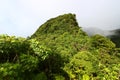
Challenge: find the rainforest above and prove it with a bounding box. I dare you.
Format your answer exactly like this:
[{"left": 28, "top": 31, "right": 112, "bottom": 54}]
[{"left": 0, "top": 13, "right": 120, "bottom": 80}]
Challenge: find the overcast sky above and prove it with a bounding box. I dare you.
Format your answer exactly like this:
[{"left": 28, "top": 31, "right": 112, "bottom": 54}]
[{"left": 0, "top": 0, "right": 120, "bottom": 37}]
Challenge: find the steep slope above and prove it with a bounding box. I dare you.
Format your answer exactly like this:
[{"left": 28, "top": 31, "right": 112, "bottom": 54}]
[
  {"left": 31, "top": 13, "right": 88, "bottom": 56},
  {"left": 30, "top": 14, "right": 93, "bottom": 79},
  {"left": 0, "top": 14, "right": 120, "bottom": 80},
  {"left": 31, "top": 13, "right": 83, "bottom": 36},
  {"left": 30, "top": 13, "right": 120, "bottom": 79}
]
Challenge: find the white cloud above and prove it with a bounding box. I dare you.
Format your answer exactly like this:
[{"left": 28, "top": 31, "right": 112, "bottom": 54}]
[{"left": 0, "top": 0, "right": 120, "bottom": 37}]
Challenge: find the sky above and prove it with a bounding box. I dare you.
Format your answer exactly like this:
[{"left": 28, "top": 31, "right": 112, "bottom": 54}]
[{"left": 0, "top": 0, "right": 120, "bottom": 37}]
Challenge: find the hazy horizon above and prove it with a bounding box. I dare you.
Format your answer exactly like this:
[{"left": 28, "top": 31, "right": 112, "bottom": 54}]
[{"left": 0, "top": 0, "right": 120, "bottom": 37}]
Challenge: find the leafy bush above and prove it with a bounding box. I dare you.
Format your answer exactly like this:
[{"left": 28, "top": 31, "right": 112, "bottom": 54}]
[{"left": 64, "top": 51, "right": 98, "bottom": 79}]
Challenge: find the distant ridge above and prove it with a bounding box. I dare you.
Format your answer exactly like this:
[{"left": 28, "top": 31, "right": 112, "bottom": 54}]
[{"left": 108, "top": 29, "right": 120, "bottom": 47}]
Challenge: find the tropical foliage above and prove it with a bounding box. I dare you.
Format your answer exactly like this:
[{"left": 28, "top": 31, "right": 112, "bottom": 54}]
[{"left": 0, "top": 14, "right": 120, "bottom": 80}]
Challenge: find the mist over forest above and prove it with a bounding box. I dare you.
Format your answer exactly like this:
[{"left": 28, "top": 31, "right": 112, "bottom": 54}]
[{"left": 0, "top": 14, "right": 120, "bottom": 80}]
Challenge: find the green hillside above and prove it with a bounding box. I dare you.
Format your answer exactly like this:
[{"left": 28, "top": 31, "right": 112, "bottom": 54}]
[{"left": 0, "top": 13, "right": 120, "bottom": 80}]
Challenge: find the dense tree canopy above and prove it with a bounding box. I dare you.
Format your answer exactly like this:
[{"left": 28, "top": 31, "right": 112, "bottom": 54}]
[{"left": 0, "top": 14, "right": 120, "bottom": 80}]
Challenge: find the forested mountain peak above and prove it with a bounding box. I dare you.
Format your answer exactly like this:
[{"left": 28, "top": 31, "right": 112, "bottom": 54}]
[
  {"left": 31, "top": 13, "right": 86, "bottom": 38},
  {"left": 1, "top": 14, "right": 120, "bottom": 80}
]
